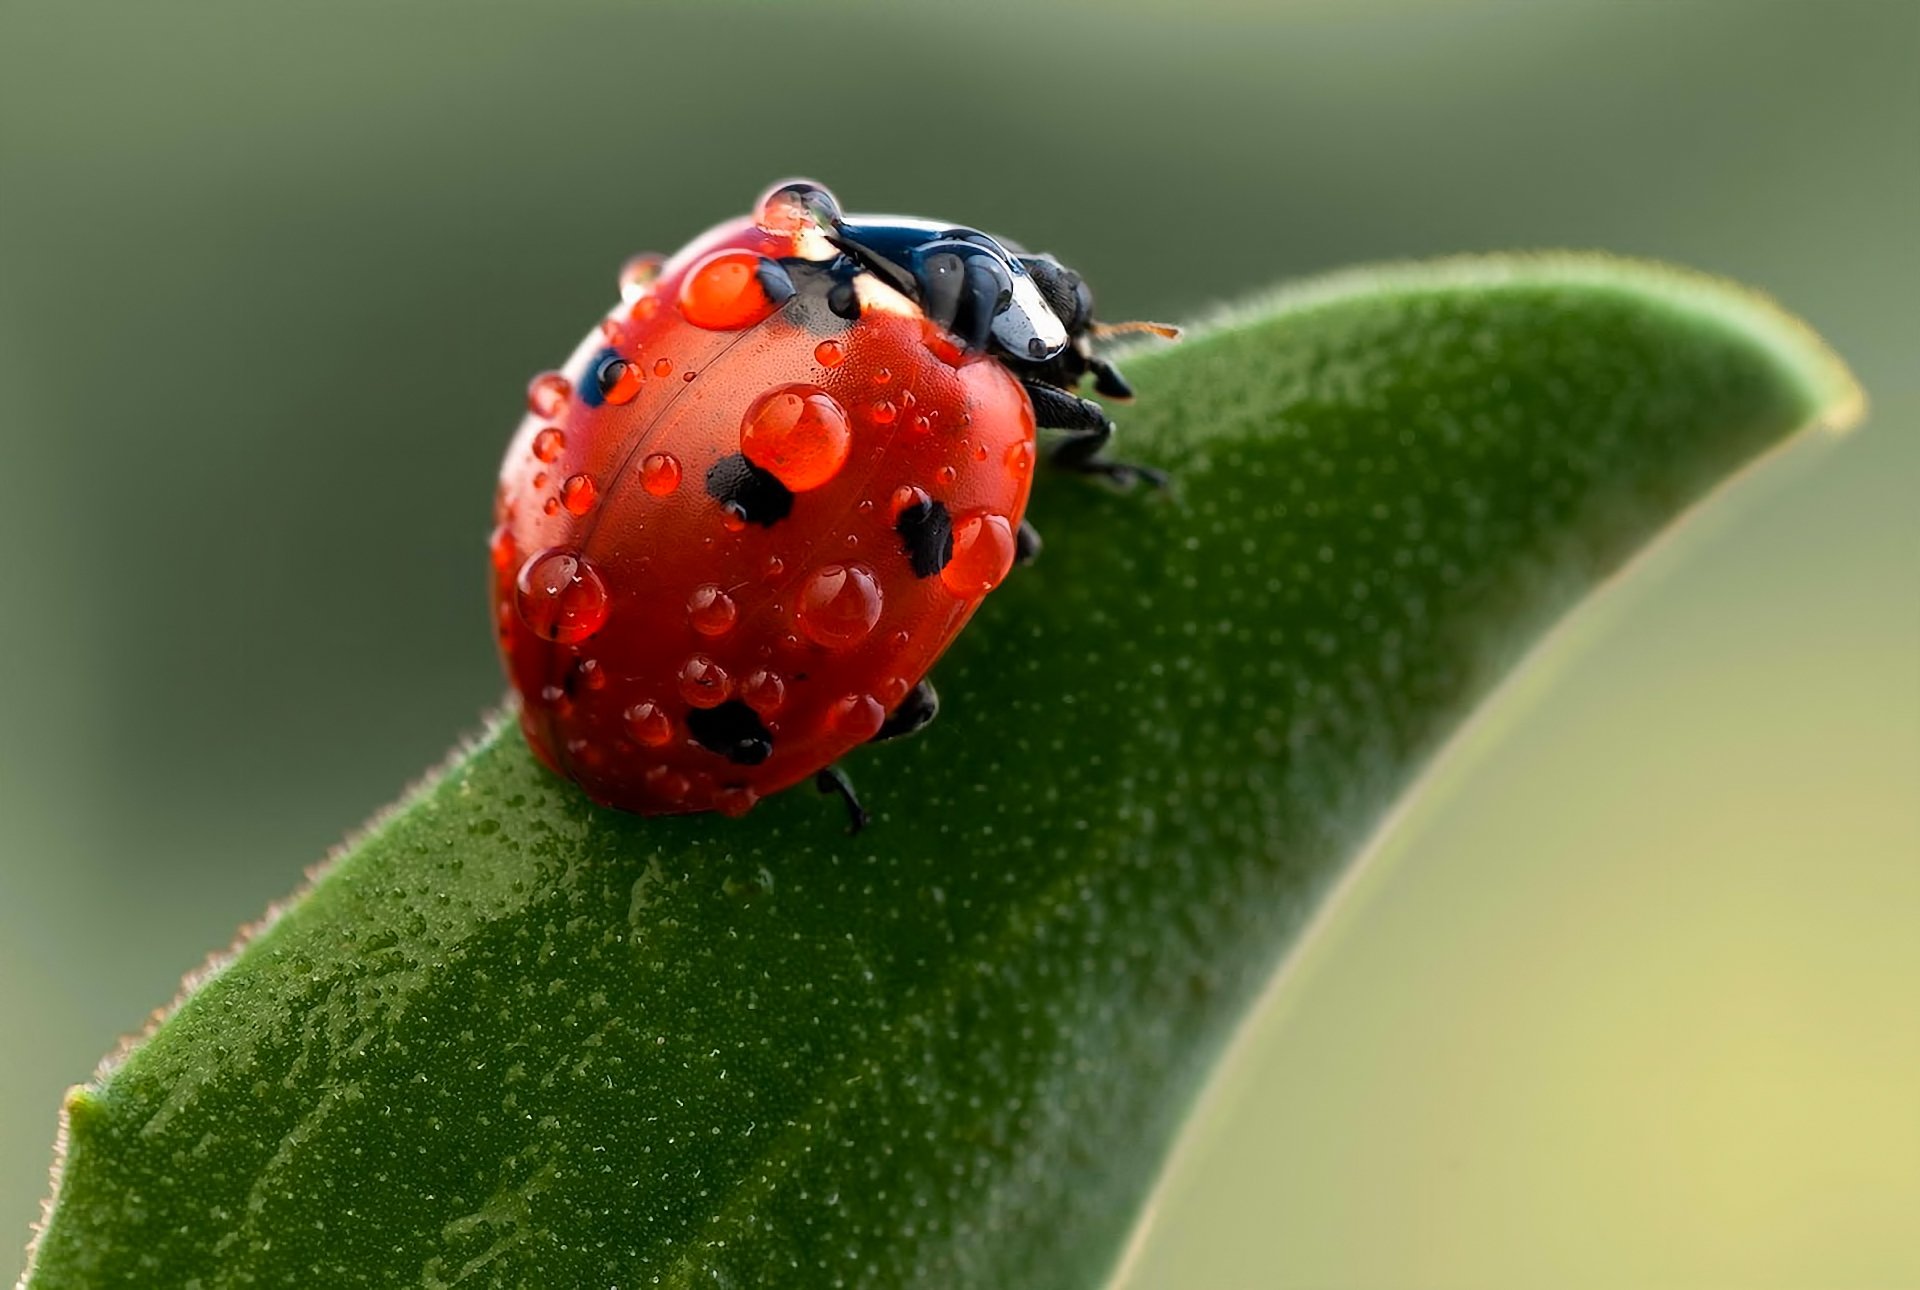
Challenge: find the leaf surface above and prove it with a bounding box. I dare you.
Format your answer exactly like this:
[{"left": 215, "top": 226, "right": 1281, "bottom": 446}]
[{"left": 21, "top": 256, "right": 1861, "bottom": 1289}]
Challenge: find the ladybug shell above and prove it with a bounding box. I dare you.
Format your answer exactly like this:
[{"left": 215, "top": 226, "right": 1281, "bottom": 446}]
[{"left": 491, "top": 216, "right": 1038, "bottom": 817}]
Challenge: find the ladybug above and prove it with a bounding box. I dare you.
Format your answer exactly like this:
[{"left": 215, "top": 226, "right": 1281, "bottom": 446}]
[{"left": 490, "top": 181, "right": 1170, "bottom": 831}]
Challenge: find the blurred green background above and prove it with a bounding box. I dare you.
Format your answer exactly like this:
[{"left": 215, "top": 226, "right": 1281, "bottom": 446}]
[{"left": 1, "top": 1, "right": 1913, "bottom": 1285}]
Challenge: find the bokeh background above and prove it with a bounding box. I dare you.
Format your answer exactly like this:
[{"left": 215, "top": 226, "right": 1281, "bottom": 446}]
[{"left": 2, "top": 1, "right": 1914, "bottom": 1285}]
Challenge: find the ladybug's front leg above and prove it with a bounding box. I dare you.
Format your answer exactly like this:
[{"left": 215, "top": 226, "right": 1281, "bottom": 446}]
[{"left": 1021, "top": 380, "right": 1169, "bottom": 490}]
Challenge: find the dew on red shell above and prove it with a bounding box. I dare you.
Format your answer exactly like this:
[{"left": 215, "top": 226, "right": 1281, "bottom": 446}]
[
  {"left": 814, "top": 339, "right": 845, "bottom": 368},
  {"left": 679, "top": 250, "right": 783, "bottom": 330},
  {"left": 795, "top": 563, "right": 883, "bottom": 649},
  {"left": 645, "top": 765, "right": 691, "bottom": 802},
  {"left": 653, "top": 357, "right": 673, "bottom": 378},
  {"left": 828, "top": 693, "right": 885, "bottom": 740},
  {"left": 1005, "top": 439, "right": 1035, "bottom": 480},
  {"left": 741, "top": 385, "right": 852, "bottom": 492},
  {"left": 618, "top": 252, "right": 664, "bottom": 301},
  {"left": 678, "top": 654, "right": 733, "bottom": 707},
  {"left": 688, "top": 583, "right": 739, "bottom": 636},
  {"left": 514, "top": 549, "right": 609, "bottom": 643},
  {"left": 561, "top": 473, "right": 597, "bottom": 516},
  {"left": 940, "top": 513, "right": 1017, "bottom": 598},
  {"left": 624, "top": 701, "right": 674, "bottom": 748},
  {"left": 871, "top": 401, "right": 897, "bottom": 426},
  {"left": 741, "top": 669, "right": 786, "bottom": 716},
  {"left": 527, "top": 371, "right": 571, "bottom": 418},
  {"left": 715, "top": 785, "right": 759, "bottom": 818},
  {"left": 532, "top": 427, "right": 565, "bottom": 463},
  {"left": 639, "top": 452, "right": 681, "bottom": 496}
]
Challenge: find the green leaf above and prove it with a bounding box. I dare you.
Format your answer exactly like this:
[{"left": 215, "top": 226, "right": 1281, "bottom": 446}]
[{"left": 20, "top": 255, "right": 1860, "bottom": 1289}]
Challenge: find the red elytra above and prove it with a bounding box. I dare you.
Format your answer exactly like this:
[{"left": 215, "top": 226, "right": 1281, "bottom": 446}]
[{"left": 491, "top": 193, "right": 1037, "bottom": 818}]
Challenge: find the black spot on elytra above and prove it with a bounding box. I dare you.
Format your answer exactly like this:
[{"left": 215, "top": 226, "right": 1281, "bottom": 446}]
[
  {"left": 895, "top": 497, "right": 953, "bottom": 577},
  {"left": 686, "top": 700, "right": 773, "bottom": 765},
  {"left": 705, "top": 453, "right": 793, "bottom": 526},
  {"left": 579, "top": 346, "right": 622, "bottom": 408}
]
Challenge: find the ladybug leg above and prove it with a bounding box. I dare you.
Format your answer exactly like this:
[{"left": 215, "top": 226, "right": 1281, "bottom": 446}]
[
  {"left": 815, "top": 766, "right": 870, "bottom": 835},
  {"left": 1022, "top": 379, "right": 1169, "bottom": 490},
  {"left": 869, "top": 679, "right": 939, "bottom": 744},
  {"left": 1086, "top": 354, "right": 1134, "bottom": 400},
  {"left": 1015, "top": 519, "right": 1043, "bottom": 567}
]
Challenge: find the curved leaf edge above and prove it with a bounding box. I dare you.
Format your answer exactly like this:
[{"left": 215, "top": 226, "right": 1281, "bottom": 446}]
[{"left": 17, "top": 251, "right": 1864, "bottom": 1288}]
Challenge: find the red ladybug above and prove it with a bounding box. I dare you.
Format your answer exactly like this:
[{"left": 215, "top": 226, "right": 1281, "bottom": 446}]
[{"left": 490, "top": 181, "right": 1168, "bottom": 830}]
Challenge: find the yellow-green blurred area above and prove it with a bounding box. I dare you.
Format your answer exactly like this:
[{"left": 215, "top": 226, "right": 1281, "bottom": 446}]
[{"left": 1, "top": 1, "right": 1913, "bottom": 1285}]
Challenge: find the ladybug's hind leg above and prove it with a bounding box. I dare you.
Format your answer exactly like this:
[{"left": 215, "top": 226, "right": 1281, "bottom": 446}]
[
  {"left": 1015, "top": 520, "right": 1043, "bottom": 567},
  {"left": 815, "top": 766, "right": 870, "bottom": 835},
  {"left": 870, "top": 679, "right": 939, "bottom": 744},
  {"left": 1021, "top": 379, "right": 1168, "bottom": 490}
]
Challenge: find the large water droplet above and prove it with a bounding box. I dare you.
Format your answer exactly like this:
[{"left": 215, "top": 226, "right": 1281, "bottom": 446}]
[
  {"left": 624, "top": 701, "right": 674, "bottom": 748},
  {"left": 527, "top": 371, "right": 570, "bottom": 418},
  {"left": 680, "top": 250, "right": 783, "bottom": 330},
  {"left": 828, "top": 693, "right": 885, "bottom": 740},
  {"left": 795, "top": 563, "right": 882, "bottom": 648},
  {"left": 678, "top": 654, "right": 733, "bottom": 707},
  {"left": 941, "top": 513, "right": 1016, "bottom": 598},
  {"left": 561, "top": 473, "right": 597, "bottom": 516},
  {"left": 740, "top": 385, "right": 852, "bottom": 492},
  {"left": 515, "top": 549, "right": 609, "bottom": 643},
  {"left": 688, "top": 584, "right": 738, "bottom": 636},
  {"left": 640, "top": 452, "right": 681, "bottom": 496}
]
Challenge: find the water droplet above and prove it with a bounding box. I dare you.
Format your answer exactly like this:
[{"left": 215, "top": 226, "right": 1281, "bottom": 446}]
[
  {"left": 653, "top": 357, "right": 673, "bottom": 378},
  {"left": 762, "top": 554, "right": 786, "bottom": 582},
  {"left": 688, "top": 584, "right": 738, "bottom": 636},
  {"left": 543, "top": 496, "right": 561, "bottom": 516},
  {"left": 570, "top": 657, "right": 607, "bottom": 692},
  {"left": 678, "top": 654, "right": 732, "bottom": 707},
  {"left": 814, "top": 339, "right": 845, "bottom": 367},
  {"left": 532, "top": 427, "right": 565, "bottom": 462},
  {"left": 741, "top": 669, "right": 786, "bottom": 716},
  {"left": 889, "top": 485, "right": 929, "bottom": 521},
  {"left": 595, "top": 354, "right": 643, "bottom": 405},
  {"left": 972, "top": 441, "right": 989, "bottom": 462},
  {"left": 872, "top": 367, "right": 892, "bottom": 385},
  {"left": 741, "top": 385, "right": 852, "bottom": 492},
  {"left": 795, "top": 563, "right": 883, "bottom": 648},
  {"left": 720, "top": 508, "right": 747, "bottom": 533},
  {"left": 639, "top": 452, "right": 681, "bottom": 496},
  {"left": 599, "top": 316, "right": 626, "bottom": 344},
  {"left": 679, "top": 249, "right": 782, "bottom": 330},
  {"left": 629, "top": 295, "right": 661, "bottom": 323},
  {"left": 488, "top": 525, "right": 516, "bottom": 578},
  {"left": 561, "top": 473, "right": 597, "bottom": 516},
  {"left": 645, "top": 764, "right": 691, "bottom": 802},
  {"left": 1005, "top": 439, "right": 1034, "bottom": 479},
  {"left": 618, "top": 252, "right": 664, "bottom": 301},
  {"left": 937, "top": 464, "right": 958, "bottom": 485},
  {"left": 890, "top": 628, "right": 911, "bottom": 648},
  {"left": 527, "top": 371, "right": 570, "bottom": 418},
  {"left": 940, "top": 513, "right": 1016, "bottom": 598},
  {"left": 515, "top": 549, "right": 609, "bottom": 643},
  {"left": 755, "top": 179, "right": 837, "bottom": 235},
  {"left": 715, "top": 785, "right": 759, "bottom": 818},
  {"left": 533, "top": 471, "right": 550, "bottom": 490},
  {"left": 828, "top": 693, "right": 885, "bottom": 740},
  {"left": 624, "top": 701, "right": 674, "bottom": 748},
  {"left": 871, "top": 401, "right": 897, "bottom": 426},
  {"left": 879, "top": 675, "right": 910, "bottom": 704}
]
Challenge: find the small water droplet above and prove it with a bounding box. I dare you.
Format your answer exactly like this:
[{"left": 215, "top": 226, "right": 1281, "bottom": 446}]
[
  {"left": 639, "top": 452, "right": 681, "bottom": 496},
  {"left": 795, "top": 563, "right": 883, "bottom": 648},
  {"left": 570, "top": 657, "right": 607, "bottom": 692},
  {"left": 741, "top": 669, "right": 786, "bottom": 716},
  {"left": 628, "top": 295, "right": 661, "bottom": 323},
  {"left": 653, "top": 357, "right": 673, "bottom": 378},
  {"left": 532, "top": 427, "right": 565, "bottom": 463},
  {"left": 561, "top": 473, "right": 597, "bottom": 516},
  {"left": 678, "top": 654, "right": 732, "bottom": 707},
  {"left": 940, "top": 513, "right": 1016, "bottom": 598},
  {"left": 828, "top": 693, "right": 885, "bottom": 740},
  {"left": 618, "top": 252, "right": 664, "bottom": 301},
  {"left": 741, "top": 385, "right": 852, "bottom": 492},
  {"left": 688, "top": 584, "right": 738, "bottom": 636},
  {"left": 595, "top": 354, "right": 644, "bottom": 405},
  {"left": 527, "top": 371, "right": 571, "bottom": 418},
  {"left": 715, "top": 785, "right": 759, "bottom": 818},
  {"left": 533, "top": 471, "right": 550, "bottom": 489},
  {"left": 645, "top": 764, "right": 691, "bottom": 802},
  {"left": 489, "top": 524, "right": 516, "bottom": 577},
  {"left": 937, "top": 465, "right": 958, "bottom": 485},
  {"left": 871, "top": 400, "right": 897, "bottom": 426},
  {"left": 814, "top": 339, "right": 845, "bottom": 367},
  {"left": 1005, "top": 439, "right": 1034, "bottom": 479},
  {"left": 624, "top": 701, "right": 674, "bottom": 747},
  {"left": 879, "top": 675, "right": 910, "bottom": 704},
  {"left": 543, "top": 496, "right": 560, "bottom": 516},
  {"left": 515, "top": 549, "right": 609, "bottom": 643},
  {"left": 762, "top": 554, "right": 786, "bottom": 582},
  {"left": 679, "top": 249, "right": 782, "bottom": 330},
  {"left": 889, "top": 485, "right": 929, "bottom": 521},
  {"left": 871, "top": 367, "right": 892, "bottom": 385},
  {"left": 972, "top": 440, "right": 989, "bottom": 462}
]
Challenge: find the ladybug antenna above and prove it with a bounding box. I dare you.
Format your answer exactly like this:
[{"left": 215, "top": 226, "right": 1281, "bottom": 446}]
[{"left": 1089, "top": 320, "right": 1182, "bottom": 341}]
